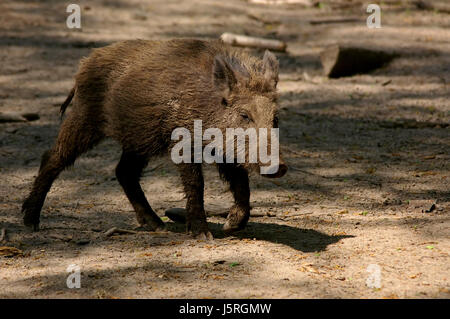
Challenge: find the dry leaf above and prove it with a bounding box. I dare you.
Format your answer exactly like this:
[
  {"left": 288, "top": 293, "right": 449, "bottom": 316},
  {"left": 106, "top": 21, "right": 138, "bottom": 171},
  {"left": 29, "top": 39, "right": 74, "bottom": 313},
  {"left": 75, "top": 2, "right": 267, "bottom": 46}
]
[{"left": 299, "top": 263, "right": 320, "bottom": 274}]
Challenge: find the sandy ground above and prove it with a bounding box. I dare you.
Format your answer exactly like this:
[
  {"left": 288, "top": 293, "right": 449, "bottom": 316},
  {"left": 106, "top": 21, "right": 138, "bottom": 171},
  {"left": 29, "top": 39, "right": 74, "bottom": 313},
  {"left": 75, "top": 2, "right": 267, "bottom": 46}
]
[{"left": 0, "top": 0, "right": 449, "bottom": 298}]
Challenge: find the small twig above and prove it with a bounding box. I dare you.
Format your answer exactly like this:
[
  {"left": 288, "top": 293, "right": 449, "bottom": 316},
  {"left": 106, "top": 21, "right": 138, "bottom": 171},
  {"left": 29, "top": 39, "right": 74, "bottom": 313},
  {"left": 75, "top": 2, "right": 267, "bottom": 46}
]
[
  {"left": 0, "top": 112, "right": 39, "bottom": 123},
  {"left": 0, "top": 228, "right": 6, "bottom": 242},
  {"left": 220, "top": 33, "right": 287, "bottom": 52},
  {"left": 105, "top": 227, "right": 137, "bottom": 237}
]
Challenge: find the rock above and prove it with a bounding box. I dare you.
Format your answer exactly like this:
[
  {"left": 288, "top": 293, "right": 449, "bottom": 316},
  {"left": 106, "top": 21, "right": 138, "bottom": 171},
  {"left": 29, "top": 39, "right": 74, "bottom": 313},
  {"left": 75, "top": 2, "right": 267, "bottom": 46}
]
[
  {"left": 165, "top": 207, "right": 187, "bottom": 223},
  {"left": 21, "top": 113, "right": 40, "bottom": 121},
  {"left": 320, "top": 45, "right": 398, "bottom": 78}
]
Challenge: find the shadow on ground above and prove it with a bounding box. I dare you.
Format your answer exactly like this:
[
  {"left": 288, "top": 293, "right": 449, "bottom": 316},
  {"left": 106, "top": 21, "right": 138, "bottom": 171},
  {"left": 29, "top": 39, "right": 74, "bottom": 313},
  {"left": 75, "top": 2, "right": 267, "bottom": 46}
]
[{"left": 167, "top": 221, "right": 352, "bottom": 253}]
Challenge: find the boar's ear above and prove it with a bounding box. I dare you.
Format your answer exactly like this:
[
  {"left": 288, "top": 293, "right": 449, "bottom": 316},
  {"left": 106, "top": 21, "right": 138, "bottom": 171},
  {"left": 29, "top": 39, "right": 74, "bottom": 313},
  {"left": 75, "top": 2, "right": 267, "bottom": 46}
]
[
  {"left": 213, "top": 55, "right": 236, "bottom": 96},
  {"left": 263, "top": 50, "right": 279, "bottom": 88}
]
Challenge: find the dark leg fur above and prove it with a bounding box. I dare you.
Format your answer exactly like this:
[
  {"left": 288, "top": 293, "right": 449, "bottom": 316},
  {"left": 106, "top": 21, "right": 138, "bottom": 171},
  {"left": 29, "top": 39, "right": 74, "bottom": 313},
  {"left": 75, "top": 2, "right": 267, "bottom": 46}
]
[
  {"left": 217, "top": 164, "right": 251, "bottom": 233},
  {"left": 22, "top": 149, "right": 67, "bottom": 230},
  {"left": 178, "top": 163, "right": 212, "bottom": 239},
  {"left": 39, "top": 150, "right": 53, "bottom": 172},
  {"left": 22, "top": 113, "right": 103, "bottom": 230},
  {"left": 115, "top": 151, "right": 165, "bottom": 231}
]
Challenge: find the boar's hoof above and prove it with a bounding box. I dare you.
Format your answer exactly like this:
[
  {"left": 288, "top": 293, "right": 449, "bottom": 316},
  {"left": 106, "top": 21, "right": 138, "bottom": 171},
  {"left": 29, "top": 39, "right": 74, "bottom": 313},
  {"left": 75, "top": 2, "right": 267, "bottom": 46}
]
[
  {"left": 135, "top": 223, "right": 167, "bottom": 232},
  {"left": 187, "top": 220, "right": 213, "bottom": 240},
  {"left": 222, "top": 205, "right": 250, "bottom": 234},
  {"left": 22, "top": 204, "right": 41, "bottom": 232},
  {"left": 223, "top": 220, "right": 245, "bottom": 234},
  {"left": 152, "top": 222, "right": 167, "bottom": 232},
  {"left": 156, "top": 224, "right": 167, "bottom": 232},
  {"left": 193, "top": 230, "right": 214, "bottom": 241},
  {"left": 139, "top": 213, "right": 167, "bottom": 232},
  {"left": 23, "top": 222, "right": 40, "bottom": 232}
]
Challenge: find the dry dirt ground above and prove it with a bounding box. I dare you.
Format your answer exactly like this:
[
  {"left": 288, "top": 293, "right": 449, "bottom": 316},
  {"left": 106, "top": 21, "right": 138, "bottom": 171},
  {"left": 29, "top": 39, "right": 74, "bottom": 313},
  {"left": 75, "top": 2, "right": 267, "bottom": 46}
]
[{"left": 0, "top": 0, "right": 449, "bottom": 298}]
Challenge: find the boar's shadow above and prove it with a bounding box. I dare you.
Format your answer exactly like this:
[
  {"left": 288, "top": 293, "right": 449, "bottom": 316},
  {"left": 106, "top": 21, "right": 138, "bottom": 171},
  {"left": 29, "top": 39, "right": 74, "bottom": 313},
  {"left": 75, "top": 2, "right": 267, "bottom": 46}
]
[{"left": 167, "top": 221, "right": 352, "bottom": 253}]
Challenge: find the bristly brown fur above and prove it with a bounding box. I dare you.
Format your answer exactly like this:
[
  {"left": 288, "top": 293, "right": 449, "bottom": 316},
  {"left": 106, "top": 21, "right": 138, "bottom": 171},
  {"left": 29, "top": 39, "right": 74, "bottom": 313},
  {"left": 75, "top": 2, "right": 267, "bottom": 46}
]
[{"left": 22, "top": 38, "right": 287, "bottom": 237}]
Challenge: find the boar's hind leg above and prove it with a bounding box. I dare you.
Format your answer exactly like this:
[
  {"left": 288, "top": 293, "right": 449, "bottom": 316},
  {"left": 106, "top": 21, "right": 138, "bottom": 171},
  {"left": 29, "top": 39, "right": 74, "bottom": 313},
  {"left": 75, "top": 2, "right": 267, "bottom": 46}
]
[
  {"left": 217, "top": 164, "right": 251, "bottom": 233},
  {"left": 22, "top": 112, "right": 104, "bottom": 231},
  {"left": 177, "top": 163, "right": 213, "bottom": 240},
  {"left": 116, "top": 151, "right": 165, "bottom": 231}
]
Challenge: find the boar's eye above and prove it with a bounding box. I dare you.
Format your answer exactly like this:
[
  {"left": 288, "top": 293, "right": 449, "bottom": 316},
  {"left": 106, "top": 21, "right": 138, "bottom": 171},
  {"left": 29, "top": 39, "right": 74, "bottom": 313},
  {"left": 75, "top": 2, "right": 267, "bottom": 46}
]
[
  {"left": 221, "top": 98, "right": 228, "bottom": 107},
  {"left": 240, "top": 113, "right": 252, "bottom": 123}
]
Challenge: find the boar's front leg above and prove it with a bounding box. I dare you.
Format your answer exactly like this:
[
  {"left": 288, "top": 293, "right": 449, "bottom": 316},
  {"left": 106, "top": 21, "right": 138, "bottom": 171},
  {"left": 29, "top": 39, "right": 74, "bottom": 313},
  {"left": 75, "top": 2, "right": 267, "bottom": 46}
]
[
  {"left": 116, "top": 151, "right": 165, "bottom": 231},
  {"left": 178, "top": 163, "right": 213, "bottom": 240},
  {"left": 218, "top": 164, "right": 251, "bottom": 233}
]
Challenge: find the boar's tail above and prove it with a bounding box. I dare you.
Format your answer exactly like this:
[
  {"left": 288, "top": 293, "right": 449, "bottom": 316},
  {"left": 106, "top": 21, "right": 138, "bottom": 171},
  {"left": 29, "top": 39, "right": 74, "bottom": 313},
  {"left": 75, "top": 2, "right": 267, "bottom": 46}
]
[{"left": 60, "top": 86, "right": 75, "bottom": 118}]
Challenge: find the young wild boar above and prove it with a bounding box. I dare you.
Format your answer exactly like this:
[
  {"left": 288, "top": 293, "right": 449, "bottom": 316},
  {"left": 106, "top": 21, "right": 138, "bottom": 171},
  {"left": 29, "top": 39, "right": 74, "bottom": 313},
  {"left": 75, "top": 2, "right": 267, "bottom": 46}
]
[{"left": 22, "top": 39, "right": 288, "bottom": 239}]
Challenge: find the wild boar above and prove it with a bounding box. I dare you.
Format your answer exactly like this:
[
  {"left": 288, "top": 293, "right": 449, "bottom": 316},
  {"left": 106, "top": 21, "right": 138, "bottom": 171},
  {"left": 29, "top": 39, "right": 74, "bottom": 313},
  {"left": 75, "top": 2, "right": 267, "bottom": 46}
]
[{"left": 22, "top": 39, "right": 288, "bottom": 239}]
